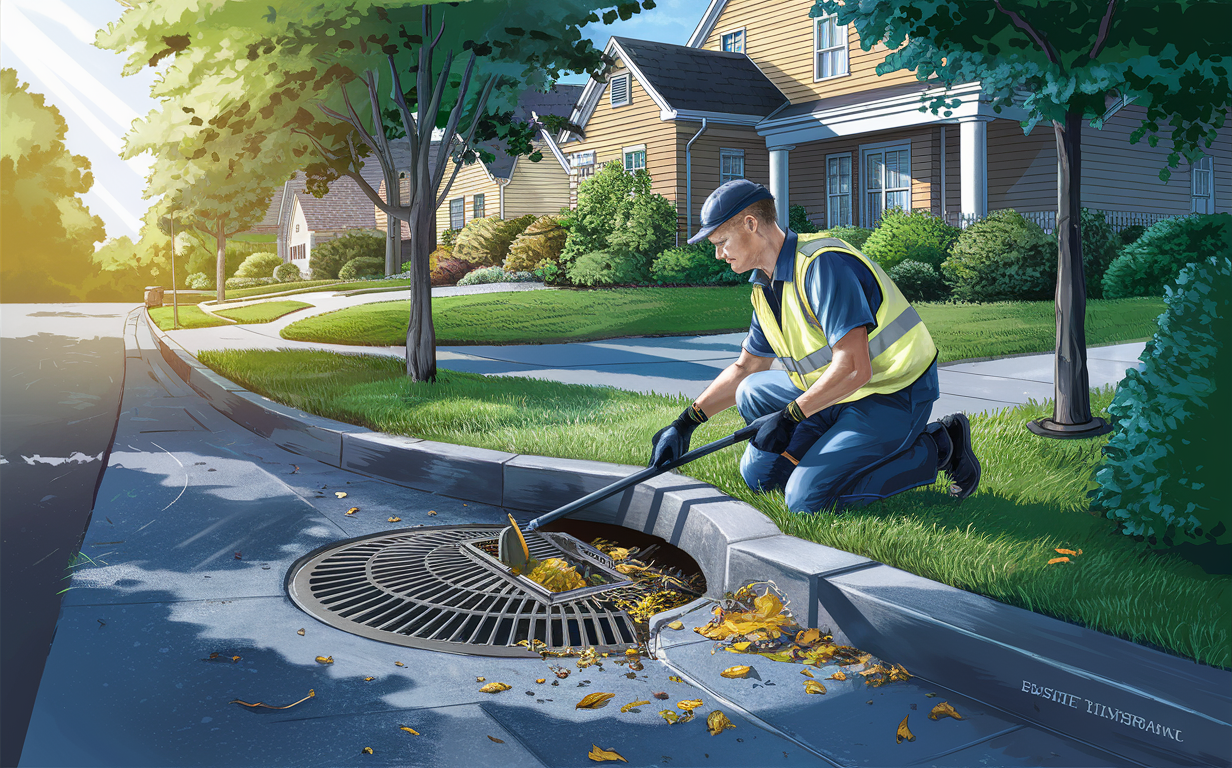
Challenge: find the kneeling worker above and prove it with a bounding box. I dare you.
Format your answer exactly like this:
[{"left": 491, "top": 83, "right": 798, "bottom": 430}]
[{"left": 650, "top": 180, "right": 980, "bottom": 512}]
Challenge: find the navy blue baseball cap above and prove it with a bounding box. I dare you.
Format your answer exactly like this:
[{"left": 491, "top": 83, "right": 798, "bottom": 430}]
[{"left": 687, "top": 179, "right": 776, "bottom": 244}]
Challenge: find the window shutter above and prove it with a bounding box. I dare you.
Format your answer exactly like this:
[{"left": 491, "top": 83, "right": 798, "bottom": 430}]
[{"left": 609, "top": 74, "right": 630, "bottom": 107}]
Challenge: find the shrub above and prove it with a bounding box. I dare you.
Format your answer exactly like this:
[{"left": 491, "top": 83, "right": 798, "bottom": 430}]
[
  {"left": 819, "top": 226, "right": 874, "bottom": 251},
  {"left": 505, "top": 215, "right": 568, "bottom": 272},
  {"left": 1091, "top": 257, "right": 1231, "bottom": 564},
  {"left": 273, "top": 262, "right": 303, "bottom": 283},
  {"left": 1101, "top": 213, "right": 1231, "bottom": 299},
  {"left": 431, "top": 257, "right": 471, "bottom": 286},
  {"left": 560, "top": 161, "right": 636, "bottom": 266},
  {"left": 401, "top": 247, "right": 445, "bottom": 277},
  {"left": 439, "top": 228, "right": 461, "bottom": 249},
  {"left": 234, "top": 252, "right": 283, "bottom": 279},
  {"left": 456, "top": 266, "right": 539, "bottom": 286},
  {"left": 651, "top": 241, "right": 743, "bottom": 285},
  {"left": 862, "top": 209, "right": 962, "bottom": 272},
  {"left": 1117, "top": 224, "right": 1147, "bottom": 247},
  {"left": 309, "top": 231, "right": 385, "bottom": 280},
  {"left": 224, "top": 276, "right": 278, "bottom": 289},
  {"left": 788, "top": 205, "right": 819, "bottom": 234},
  {"left": 942, "top": 209, "right": 1056, "bottom": 302},
  {"left": 888, "top": 259, "right": 948, "bottom": 302},
  {"left": 1079, "top": 208, "right": 1119, "bottom": 300},
  {"left": 567, "top": 250, "right": 650, "bottom": 286},
  {"left": 453, "top": 214, "right": 537, "bottom": 267},
  {"left": 338, "top": 256, "right": 385, "bottom": 280},
  {"left": 185, "top": 272, "right": 213, "bottom": 290}
]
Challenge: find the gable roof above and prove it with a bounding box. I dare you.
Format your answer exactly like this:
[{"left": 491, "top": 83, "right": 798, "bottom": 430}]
[
  {"left": 290, "top": 162, "right": 385, "bottom": 232},
  {"left": 478, "top": 85, "right": 583, "bottom": 179},
  {"left": 686, "top": 0, "right": 730, "bottom": 47},
  {"left": 241, "top": 185, "right": 285, "bottom": 235},
  {"left": 560, "top": 36, "right": 787, "bottom": 142}
]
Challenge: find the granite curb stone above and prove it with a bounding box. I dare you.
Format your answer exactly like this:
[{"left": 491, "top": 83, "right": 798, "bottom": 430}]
[{"left": 143, "top": 310, "right": 1232, "bottom": 768}]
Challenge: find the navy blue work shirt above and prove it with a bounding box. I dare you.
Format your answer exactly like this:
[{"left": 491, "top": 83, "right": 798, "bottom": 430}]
[{"left": 743, "top": 230, "right": 939, "bottom": 400}]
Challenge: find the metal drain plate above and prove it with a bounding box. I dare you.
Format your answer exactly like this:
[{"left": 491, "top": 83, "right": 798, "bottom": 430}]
[{"left": 286, "top": 525, "right": 640, "bottom": 657}]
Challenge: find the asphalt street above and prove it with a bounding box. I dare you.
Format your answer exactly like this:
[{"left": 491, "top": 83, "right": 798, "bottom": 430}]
[{"left": 0, "top": 303, "right": 137, "bottom": 768}]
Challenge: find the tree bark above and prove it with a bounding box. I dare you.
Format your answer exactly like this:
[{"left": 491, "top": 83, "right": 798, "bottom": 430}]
[
  {"left": 1051, "top": 111, "right": 1093, "bottom": 424},
  {"left": 215, "top": 220, "right": 227, "bottom": 303},
  {"left": 384, "top": 170, "right": 402, "bottom": 276},
  {"left": 405, "top": 198, "right": 437, "bottom": 381}
]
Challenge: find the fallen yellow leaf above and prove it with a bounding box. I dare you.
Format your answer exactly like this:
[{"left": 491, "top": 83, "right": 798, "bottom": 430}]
[
  {"left": 230, "top": 688, "right": 315, "bottom": 710},
  {"left": 804, "top": 680, "right": 827, "bottom": 695},
  {"left": 536, "top": 678, "right": 546, "bottom": 684},
  {"left": 476, "top": 677, "right": 485, "bottom": 682},
  {"left": 720, "top": 665, "right": 751, "bottom": 679},
  {"left": 730, "top": 641, "right": 751, "bottom": 651},
  {"left": 364, "top": 677, "right": 375, "bottom": 682},
  {"left": 896, "top": 715, "right": 915, "bottom": 744},
  {"left": 1055, "top": 548, "right": 1083, "bottom": 556},
  {"left": 400, "top": 725, "right": 419, "bottom": 735},
  {"left": 296, "top": 628, "right": 305, "bottom": 636},
  {"left": 345, "top": 507, "right": 358, "bottom": 515},
  {"left": 707, "top": 710, "right": 736, "bottom": 736},
  {"left": 388, "top": 516, "right": 401, "bottom": 522},
  {"left": 479, "top": 682, "right": 511, "bottom": 693},
  {"left": 588, "top": 744, "right": 628, "bottom": 762},
  {"left": 577, "top": 692, "right": 616, "bottom": 709},
  {"left": 677, "top": 699, "right": 703, "bottom": 711},
  {"left": 620, "top": 700, "right": 650, "bottom": 713},
  {"left": 395, "top": 661, "right": 404, "bottom": 667},
  {"left": 335, "top": 492, "right": 348, "bottom": 498},
  {"left": 428, "top": 510, "right": 437, "bottom": 516},
  {"left": 231, "top": 655, "right": 241, "bottom": 662},
  {"left": 668, "top": 676, "right": 684, "bottom": 683},
  {"left": 659, "top": 709, "right": 679, "bottom": 724},
  {"left": 488, "top": 735, "right": 504, "bottom": 743},
  {"left": 795, "top": 628, "right": 820, "bottom": 645},
  {"left": 801, "top": 669, "right": 814, "bottom": 678},
  {"left": 361, "top": 746, "right": 372, "bottom": 754},
  {"left": 1048, "top": 556, "right": 1070, "bottom": 565},
  {"left": 315, "top": 655, "right": 333, "bottom": 664},
  {"left": 667, "top": 620, "right": 684, "bottom": 630},
  {"left": 828, "top": 671, "right": 847, "bottom": 681},
  {"left": 929, "top": 701, "right": 964, "bottom": 721}
]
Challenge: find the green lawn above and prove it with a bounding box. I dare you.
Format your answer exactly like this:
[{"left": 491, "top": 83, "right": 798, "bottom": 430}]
[
  {"left": 200, "top": 280, "right": 341, "bottom": 303},
  {"left": 148, "top": 304, "right": 231, "bottom": 330},
  {"left": 281, "top": 287, "right": 1164, "bottom": 360},
  {"left": 196, "top": 348, "right": 1229, "bottom": 668},
  {"left": 215, "top": 300, "right": 312, "bottom": 324}
]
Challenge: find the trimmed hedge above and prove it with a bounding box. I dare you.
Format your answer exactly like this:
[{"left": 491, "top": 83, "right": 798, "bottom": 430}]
[
  {"left": 456, "top": 266, "right": 539, "bottom": 286},
  {"left": 1091, "top": 256, "right": 1231, "bottom": 563},
  {"left": 453, "top": 214, "right": 537, "bottom": 267},
  {"left": 788, "top": 204, "right": 820, "bottom": 234},
  {"left": 274, "top": 263, "right": 303, "bottom": 283},
  {"left": 505, "top": 215, "right": 567, "bottom": 272},
  {"left": 338, "top": 256, "right": 385, "bottom": 280},
  {"left": 224, "top": 276, "right": 278, "bottom": 289},
  {"left": 942, "top": 210, "right": 1056, "bottom": 302},
  {"left": 651, "top": 241, "right": 743, "bottom": 286},
  {"left": 310, "top": 231, "right": 385, "bottom": 280},
  {"left": 862, "top": 209, "right": 961, "bottom": 272},
  {"left": 186, "top": 272, "right": 213, "bottom": 290},
  {"left": 234, "top": 252, "right": 283, "bottom": 279},
  {"left": 888, "top": 259, "right": 947, "bottom": 302},
  {"left": 1079, "top": 208, "right": 1119, "bottom": 300},
  {"left": 1102, "top": 213, "right": 1231, "bottom": 299}
]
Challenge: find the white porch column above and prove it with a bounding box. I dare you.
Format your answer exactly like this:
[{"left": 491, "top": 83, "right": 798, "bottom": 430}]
[
  {"left": 959, "top": 118, "right": 991, "bottom": 219},
  {"left": 768, "top": 145, "right": 795, "bottom": 230}
]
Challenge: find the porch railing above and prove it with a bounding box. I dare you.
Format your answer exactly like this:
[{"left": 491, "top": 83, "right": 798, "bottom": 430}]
[{"left": 943, "top": 209, "right": 1186, "bottom": 235}]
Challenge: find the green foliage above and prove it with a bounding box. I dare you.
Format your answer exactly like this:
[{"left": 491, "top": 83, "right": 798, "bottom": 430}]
[
  {"left": 186, "top": 272, "right": 213, "bottom": 290},
  {"left": 1080, "top": 208, "right": 1119, "bottom": 300},
  {"left": 1101, "top": 213, "right": 1231, "bottom": 299},
  {"left": 1, "top": 68, "right": 106, "bottom": 302},
  {"left": 274, "top": 262, "right": 303, "bottom": 283},
  {"left": 560, "top": 162, "right": 645, "bottom": 266},
  {"left": 1092, "top": 257, "right": 1231, "bottom": 557},
  {"left": 566, "top": 250, "right": 647, "bottom": 286},
  {"left": 505, "top": 215, "right": 568, "bottom": 272},
  {"left": 454, "top": 214, "right": 537, "bottom": 267},
  {"left": 942, "top": 210, "right": 1057, "bottom": 302},
  {"left": 819, "top": 226, "right": 874, "bottom": 251},
  {"left": 338, "top": 256, "right": 385, "bottom": 280},
  {"left": 813, "top": 0, "right": 1232, "bottom": 182},
  {"left": 862, "top": 209, "right": 961, "bottom": 272},
  {"left": 439, "top": 228, "right": 461, "bottom": 249},
  {"left": 456, "top": 266, "right": 539, "bottom": 286},
  {"left": 562, "top": 165, "right": 676, "bottom": 286},
  {"left": 888, "top": 260, "right": 948, "bottom": 302},
  {"left": 309, "top": 231, "right": 385, "bottom": 280},
  {"left": 234, "top": 252, "right": 283, "bottom": 279},
  {"left": 1118, "top": 225, "right": 1147, "bottom": 247},
  {"left": 788, "top": 205, "right": 820, "bottom": 234},
  {"left": 651, "top": 241, "right": 743, "bottom": 286},
  {"left": 224, "top": 276, "right": 278, "bottom": 289}
]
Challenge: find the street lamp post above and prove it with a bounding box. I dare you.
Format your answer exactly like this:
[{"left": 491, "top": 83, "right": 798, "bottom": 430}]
[{"left": 169, "top": 210, "right": 180, "bottom": 329}]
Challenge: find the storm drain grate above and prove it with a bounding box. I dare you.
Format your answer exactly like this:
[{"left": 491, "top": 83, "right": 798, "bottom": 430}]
[{"left": 286, "top": 524, "right": 640, "bottom": 657}]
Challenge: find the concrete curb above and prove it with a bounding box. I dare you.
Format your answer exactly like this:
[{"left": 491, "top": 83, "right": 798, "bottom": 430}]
[{"left": 141, "top": 309, "right": 1230, "bottom": 768}]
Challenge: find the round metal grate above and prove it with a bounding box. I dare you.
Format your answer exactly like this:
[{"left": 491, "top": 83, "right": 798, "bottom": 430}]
[{"left": 286, "top": 524, "right": 641, "bottom": 657}]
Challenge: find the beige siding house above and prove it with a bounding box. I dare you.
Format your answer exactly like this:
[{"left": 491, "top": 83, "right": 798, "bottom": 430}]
[
  {"left": 274, "top": 163, "right": 385, "bottom": 275},
  {"left": 546, "top": 0, "right": 1229, "bottom": 238}
]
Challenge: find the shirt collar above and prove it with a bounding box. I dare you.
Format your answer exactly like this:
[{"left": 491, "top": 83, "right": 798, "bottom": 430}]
[{"left": 748, "top": 229, "right": 798, "bottom": 285}]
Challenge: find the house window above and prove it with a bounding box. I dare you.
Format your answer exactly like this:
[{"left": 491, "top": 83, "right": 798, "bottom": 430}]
[
  {"left": 861, "top": 143, "right": 911, "bottom": 226},
  {"left": 623, "top": 144, "right": 646, "bottom": 173},
  {"left": 473, "top": 193, "right": 485, "bottom": 219},
  {"left": 609, "top": 73, "right": 631, "bottom": 108},
  {"left": 720, "top": 149, "right": 745, "bottom": 184},
  {"left": 572, "top": 150, "right": 596, "bottom": 183},
  {"left": 1192, "top": 156, "right": 1213, "bottom": 214},
  {"left": 450, "top": 197, "right": 465, "bottom": 230},
  {"left": 290, "top": 244, "right": 306, "bottom": 261},
  {"left": 814, "top": 15, "right": 849, "bottom": 81},
  {"left": 721, "top": 29, "right": 745, "bottom": 53},
  {"left": 826, "top": 153, "right": 852, "bottom": 228}
]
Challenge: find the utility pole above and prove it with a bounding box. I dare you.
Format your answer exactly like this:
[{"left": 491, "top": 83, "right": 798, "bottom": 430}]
[{"left": 170, "top": 210, "right": 180, "bottom": 329}]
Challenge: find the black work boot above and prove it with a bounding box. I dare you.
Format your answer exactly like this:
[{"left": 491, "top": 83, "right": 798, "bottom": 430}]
[{"left": 940, "top": 413, "right": 981, "bottom": 499}]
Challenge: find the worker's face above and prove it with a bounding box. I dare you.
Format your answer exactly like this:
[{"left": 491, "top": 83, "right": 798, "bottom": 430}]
[{"left": 708, "top": 214, "right": 761, "bottom": 274}]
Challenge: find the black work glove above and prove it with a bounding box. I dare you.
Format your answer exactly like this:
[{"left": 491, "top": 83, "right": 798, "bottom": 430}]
[
  {"left": 750, "top": 401, "right": 806, "bottom": 456},
  {"left": 650, "top": 403, "right": 707, "bottom": 468}
]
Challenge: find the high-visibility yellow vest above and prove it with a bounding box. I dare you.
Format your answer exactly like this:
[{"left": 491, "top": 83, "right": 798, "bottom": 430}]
[{"left": 750, "top": 234, "right": 937, "bottom": 401}]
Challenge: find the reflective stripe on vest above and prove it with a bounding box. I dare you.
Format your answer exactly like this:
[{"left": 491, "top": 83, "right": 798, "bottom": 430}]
[{"left": 751, "top": 234, "right": 937, "bottom": 400}]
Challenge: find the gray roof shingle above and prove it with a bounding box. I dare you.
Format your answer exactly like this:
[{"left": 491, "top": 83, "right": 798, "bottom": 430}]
[{"left": 612, "top": 37, "right": 787, "bottom": 116}]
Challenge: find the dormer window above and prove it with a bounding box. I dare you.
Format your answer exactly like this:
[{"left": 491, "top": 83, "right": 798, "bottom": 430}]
[
  {"left": 721, "top": 29, "right": 745, "bottom": 53},
  {"left": 609, "top": 73, "right": 631, "bottom": 108}
]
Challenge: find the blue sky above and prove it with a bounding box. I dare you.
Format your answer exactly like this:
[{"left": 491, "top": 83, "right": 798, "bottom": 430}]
[{"left": 0, "top": 0, "right": 711, "bottom": 243}]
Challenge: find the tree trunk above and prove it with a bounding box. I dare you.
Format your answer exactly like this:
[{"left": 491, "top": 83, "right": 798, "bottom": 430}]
[
  {"left": 1029, "top": 112, "right": 1111, "bottom": 439},
  {"left": 384, "top": 171, "right": 402, "bottom": 276},
  {"left": 405, "top": 199, "right": 437, "bottom": 381},
  {"left": 215, "top": 220, "right": 227, "bottom": 303}
]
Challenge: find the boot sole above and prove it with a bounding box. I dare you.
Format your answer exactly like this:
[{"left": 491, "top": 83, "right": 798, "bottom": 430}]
[{"left": 946, "top": 413, "right": 981, "bottom": 500}]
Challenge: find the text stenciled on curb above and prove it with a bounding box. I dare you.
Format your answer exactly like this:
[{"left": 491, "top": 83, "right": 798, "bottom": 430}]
[{"left": 1021, "top": 680, "right": 1184, "bottom": 743}]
